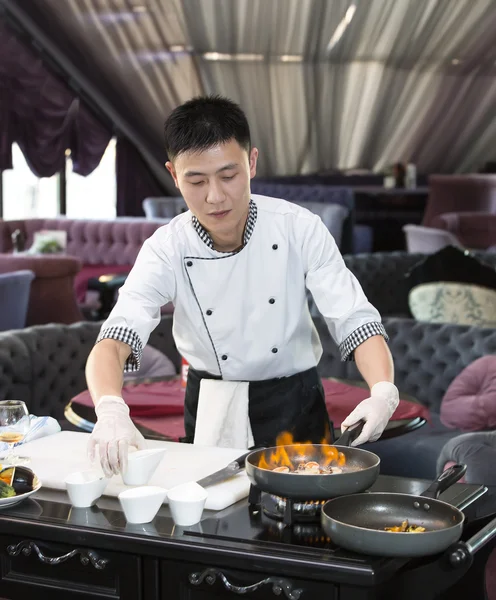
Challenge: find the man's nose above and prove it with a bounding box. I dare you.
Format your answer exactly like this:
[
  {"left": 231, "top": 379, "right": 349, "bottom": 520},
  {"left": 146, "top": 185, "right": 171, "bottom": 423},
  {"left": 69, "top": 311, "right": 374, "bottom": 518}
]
[{"left": 206, "top": 180, "right": 226, "bottom": 204}]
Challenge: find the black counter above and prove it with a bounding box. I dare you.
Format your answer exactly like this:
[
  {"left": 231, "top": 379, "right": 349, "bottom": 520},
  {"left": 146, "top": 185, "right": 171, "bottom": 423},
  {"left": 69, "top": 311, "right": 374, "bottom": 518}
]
[{"left": 0, "top": 475, "right": 487, "bottom": 600}]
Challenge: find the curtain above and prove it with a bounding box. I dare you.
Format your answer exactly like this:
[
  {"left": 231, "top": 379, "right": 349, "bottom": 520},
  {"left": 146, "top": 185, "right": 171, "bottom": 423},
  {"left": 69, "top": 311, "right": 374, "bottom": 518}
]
[
  {"left": 116, "top": 136, "right": 169, "bottom": 217},
  {"left": 3, "top": 0, "right": 496, "bottom": 177},
  {"left": 0, "top": 20, "right": 112, "bottom": 177}
]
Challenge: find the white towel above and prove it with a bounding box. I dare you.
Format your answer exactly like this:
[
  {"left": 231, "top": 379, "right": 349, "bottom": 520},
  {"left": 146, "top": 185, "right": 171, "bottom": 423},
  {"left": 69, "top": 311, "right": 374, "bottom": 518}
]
[{"left": 193, "top": 379, "right": 254, "bottom": 449}]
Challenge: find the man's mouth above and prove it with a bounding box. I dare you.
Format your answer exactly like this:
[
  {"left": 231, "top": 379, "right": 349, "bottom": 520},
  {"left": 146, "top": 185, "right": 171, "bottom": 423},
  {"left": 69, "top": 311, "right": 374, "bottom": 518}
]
[{"left": 209, "top": 210, "right": 231, "bottom": 219}]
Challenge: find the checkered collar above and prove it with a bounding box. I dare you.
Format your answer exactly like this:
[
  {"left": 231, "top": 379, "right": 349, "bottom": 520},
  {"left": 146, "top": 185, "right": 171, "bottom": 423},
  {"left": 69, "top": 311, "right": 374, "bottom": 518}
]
[{"left": 191, "top": 199, "right": 257, "bottom": 251}]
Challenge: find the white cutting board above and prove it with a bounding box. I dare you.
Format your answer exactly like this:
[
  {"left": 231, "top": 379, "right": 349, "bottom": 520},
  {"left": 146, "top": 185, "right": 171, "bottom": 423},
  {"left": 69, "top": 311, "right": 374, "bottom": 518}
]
[{"left": 19, "top": 431, "right": 250, "bottom": 511}]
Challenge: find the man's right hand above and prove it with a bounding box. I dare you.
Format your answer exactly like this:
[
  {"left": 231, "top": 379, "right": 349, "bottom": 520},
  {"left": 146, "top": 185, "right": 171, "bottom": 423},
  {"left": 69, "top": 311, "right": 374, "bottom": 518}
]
[{"left": 88, "top": 395, "right": 146, "bottom": 478}]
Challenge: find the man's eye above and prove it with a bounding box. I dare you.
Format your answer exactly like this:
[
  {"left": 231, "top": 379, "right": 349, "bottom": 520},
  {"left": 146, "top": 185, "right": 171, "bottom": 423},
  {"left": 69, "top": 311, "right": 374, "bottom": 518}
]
[
  {"left": 222, "top": 175, "right": 235, "bottom": 181},
  {"left": 190, "top": 181, "right": 204, "bottom": 186}
]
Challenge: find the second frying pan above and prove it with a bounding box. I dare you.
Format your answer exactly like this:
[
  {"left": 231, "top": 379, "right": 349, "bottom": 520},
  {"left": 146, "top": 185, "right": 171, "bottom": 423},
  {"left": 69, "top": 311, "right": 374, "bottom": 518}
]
[{"left": 321, "top": 464, "right": 469, "bottom": 557}]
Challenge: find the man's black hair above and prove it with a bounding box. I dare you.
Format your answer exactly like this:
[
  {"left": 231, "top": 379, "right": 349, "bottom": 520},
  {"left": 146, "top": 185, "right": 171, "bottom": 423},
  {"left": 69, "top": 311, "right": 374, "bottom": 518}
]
[{"left": 164, "top": 95, "right": 251, "bottom": 160}]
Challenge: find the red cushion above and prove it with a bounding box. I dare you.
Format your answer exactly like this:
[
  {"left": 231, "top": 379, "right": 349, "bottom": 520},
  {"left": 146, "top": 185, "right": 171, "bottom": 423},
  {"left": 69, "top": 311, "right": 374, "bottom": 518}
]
[
  {"left": 322, "top": 379, "right": 429, "bottom": 427},
  {"left": 133, "top": 414, "right": 185, "bottom": 441},
  {"left": 440, "top": 356, "right": 496, "bottom": 431},
  {"left": 72, "top": 378, "right": 429, "bottom": 439},
  {"left": 72, "top": 379, "right": 185, "bottom": 417},
  {"left": 74, "top": 265, "right": 131, "bottom": 303}
]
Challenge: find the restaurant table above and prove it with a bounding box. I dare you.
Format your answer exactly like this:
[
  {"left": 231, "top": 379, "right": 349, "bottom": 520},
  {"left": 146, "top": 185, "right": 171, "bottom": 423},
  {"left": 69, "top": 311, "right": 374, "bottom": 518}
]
[{"left": 65, "top": 376, "right": 427, "bottom": 443}]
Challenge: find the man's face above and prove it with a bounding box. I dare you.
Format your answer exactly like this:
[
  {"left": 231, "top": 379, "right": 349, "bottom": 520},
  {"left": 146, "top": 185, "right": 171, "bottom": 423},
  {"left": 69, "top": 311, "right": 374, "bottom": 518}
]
[{"left": 166, "top": 140, "right": 258, "bottom": 238}]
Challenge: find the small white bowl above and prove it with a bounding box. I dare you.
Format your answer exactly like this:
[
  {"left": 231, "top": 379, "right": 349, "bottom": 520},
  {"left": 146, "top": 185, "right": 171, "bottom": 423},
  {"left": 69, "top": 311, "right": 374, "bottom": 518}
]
[
  {"left": 65, "top": 470, "right": 108, "bottom": 508},
  {"left": 118, "top": 486, "right": 167, "bottom": 524},
  {"left": 122, "top": 448, "right": 166, "bottom": 486},
  {"left": 166, "top": 482, "right": 208, "bottom": 527}
]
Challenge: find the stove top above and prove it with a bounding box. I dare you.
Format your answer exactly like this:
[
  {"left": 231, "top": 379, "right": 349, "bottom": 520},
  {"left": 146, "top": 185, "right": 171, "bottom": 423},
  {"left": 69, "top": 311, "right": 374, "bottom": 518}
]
[
  {"left": 187, "top": 495, "right": 357, "bottom": 558},
  {"left": 184, "top": 475, "right": 487, "bottom": 563}
]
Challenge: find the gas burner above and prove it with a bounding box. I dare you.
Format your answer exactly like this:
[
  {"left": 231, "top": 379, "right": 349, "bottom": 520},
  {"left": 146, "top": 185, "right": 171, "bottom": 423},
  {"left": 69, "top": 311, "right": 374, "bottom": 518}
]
[
  {"left": 262, "top": 494, "right": 325, "bottom": 524},
  {"left": 248, "top": 484, "right": 326, "bottom": 525}
]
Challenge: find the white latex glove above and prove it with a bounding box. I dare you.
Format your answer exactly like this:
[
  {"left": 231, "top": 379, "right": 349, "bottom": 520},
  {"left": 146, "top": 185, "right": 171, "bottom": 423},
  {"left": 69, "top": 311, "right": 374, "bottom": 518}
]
[
  {"left": 341, "top": 382, "right": 399, "bottom": 447},
  {"left": 88, "top": 395, "right": 146, "bottom": 477}
]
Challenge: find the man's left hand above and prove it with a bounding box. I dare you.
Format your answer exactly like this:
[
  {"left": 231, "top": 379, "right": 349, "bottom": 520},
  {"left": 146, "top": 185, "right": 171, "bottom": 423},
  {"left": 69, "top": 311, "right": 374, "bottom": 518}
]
[{"left": 341, "top": 381, "right": 399, "bottom": 446}]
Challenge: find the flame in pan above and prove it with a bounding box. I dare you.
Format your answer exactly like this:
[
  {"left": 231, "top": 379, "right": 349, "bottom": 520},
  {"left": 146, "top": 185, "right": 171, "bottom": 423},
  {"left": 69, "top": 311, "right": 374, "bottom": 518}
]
[{"left": 257, "top": 432, "right": 346, "bottom": 471}]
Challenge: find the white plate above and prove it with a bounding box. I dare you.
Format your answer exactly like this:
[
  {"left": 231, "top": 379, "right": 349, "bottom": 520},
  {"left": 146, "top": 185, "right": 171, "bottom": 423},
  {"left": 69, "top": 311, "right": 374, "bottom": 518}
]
[{"left": 0, "top": 478, "right": 42, "bottom": 509}]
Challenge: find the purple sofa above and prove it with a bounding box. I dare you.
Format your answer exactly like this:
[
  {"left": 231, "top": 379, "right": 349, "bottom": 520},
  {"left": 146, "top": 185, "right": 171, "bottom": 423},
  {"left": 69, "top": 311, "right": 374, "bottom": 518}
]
[
  {"left": 0, "top": 218, "right": 168, "bottom": 323},
  {"left": 431, "top": 212, "right": 496, "bottom": 251},
  {"left": 423, "top": 175, "right": 496, "bottom": 227}
]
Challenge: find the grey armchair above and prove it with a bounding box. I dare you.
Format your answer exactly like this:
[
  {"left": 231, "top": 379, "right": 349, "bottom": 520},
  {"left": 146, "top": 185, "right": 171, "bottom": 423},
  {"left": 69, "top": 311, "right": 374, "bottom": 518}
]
[
  {"left": 0, "top": 270, "right": 35, "bottom": 331},
  {"left": 142, "top": 197, "right": 187, "bottom": 220}
]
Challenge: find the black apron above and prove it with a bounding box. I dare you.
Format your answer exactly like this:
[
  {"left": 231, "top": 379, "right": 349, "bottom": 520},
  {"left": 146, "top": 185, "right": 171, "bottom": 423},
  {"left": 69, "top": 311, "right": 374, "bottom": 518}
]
[{"left": 182, "top": 366, "right": 334, "bottom": 447}]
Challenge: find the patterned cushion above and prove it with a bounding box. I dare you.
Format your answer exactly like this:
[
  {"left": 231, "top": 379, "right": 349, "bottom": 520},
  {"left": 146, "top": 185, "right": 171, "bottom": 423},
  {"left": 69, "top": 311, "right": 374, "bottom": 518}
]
[
  {"left": 408, "top": 282, "right": 496, "bottom": 328},
  {"left": 440, "top": 356, "right": 496, "bottom": 431}
]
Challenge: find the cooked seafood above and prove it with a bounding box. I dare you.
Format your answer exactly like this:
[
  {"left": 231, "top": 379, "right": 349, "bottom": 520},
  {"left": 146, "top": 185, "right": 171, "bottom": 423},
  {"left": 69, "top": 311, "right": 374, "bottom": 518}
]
[
  {"left": 385, "top": 520, "right": 426, "bottom": 533},
  {"left": 271, "top": 461, "right": 344, "bottom": 475}
]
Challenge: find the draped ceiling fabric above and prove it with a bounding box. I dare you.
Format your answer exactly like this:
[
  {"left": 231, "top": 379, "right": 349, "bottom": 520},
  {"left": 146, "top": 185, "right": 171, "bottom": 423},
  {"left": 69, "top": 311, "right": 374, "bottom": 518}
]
[
  {"left": 0, "top": 20, "right": 112, "bottom": 177},
  {"left": 2, "top": 0, "right": 496, "bottom": 177}
]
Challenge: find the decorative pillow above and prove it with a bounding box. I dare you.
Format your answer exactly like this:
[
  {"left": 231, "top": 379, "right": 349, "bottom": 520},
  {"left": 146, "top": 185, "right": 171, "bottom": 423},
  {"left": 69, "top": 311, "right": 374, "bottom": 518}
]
[
  {"left": 123, "top": 345, "right": 177, "bottom": 381},
  {"left": 408, "top": 282, "right": 496, "bottom": 327},
  {"left": 440, "top": 356, "right": 496, "bottom": 431}
]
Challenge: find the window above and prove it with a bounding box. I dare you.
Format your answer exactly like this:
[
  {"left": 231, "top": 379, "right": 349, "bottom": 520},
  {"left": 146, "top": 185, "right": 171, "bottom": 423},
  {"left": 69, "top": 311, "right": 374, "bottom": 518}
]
[
  {"left": 2, "top": 143, "right": 59, "bottom": 219},
  {"left": 66, "top": 138, "right": 117, "bottom": 219},
  {"left": 1, "top": 139, "right": 117, "bottom": 220}
]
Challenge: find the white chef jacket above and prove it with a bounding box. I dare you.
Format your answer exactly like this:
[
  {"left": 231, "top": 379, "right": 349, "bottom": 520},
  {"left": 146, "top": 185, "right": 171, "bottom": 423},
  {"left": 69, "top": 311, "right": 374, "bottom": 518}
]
[{"left": 97, "top": 195, "right": 387, "bottom": 381}]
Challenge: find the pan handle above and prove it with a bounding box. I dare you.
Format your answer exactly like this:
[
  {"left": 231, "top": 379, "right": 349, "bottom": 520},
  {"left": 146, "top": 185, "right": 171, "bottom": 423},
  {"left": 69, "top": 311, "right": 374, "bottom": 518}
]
[
  {"left": 420, "top": 463, "right": 467, "bottom": 499},
  {"left": 448, "top": 514, "right": 496, "bottom": 567},
  {"left": 334, "top": 420, "right": 365, "bottom": 447},
  {"left": 231, "top": 450, "right": 255, "bottom": 469}
]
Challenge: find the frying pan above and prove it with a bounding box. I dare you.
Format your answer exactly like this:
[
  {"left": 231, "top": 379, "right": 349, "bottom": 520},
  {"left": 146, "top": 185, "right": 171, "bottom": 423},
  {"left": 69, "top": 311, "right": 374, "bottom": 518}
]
[
  {"left": 245, "top": 421, "right": 380, "bottom": 501},
  {"left": 321, "top": 463, "right": 473, "bottom": 557}
]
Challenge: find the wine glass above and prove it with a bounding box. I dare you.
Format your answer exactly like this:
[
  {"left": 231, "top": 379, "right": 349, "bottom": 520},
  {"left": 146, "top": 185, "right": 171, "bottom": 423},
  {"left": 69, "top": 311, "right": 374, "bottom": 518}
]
[{"left": 0, "top": 401, "right": 31, "bottom": 466}]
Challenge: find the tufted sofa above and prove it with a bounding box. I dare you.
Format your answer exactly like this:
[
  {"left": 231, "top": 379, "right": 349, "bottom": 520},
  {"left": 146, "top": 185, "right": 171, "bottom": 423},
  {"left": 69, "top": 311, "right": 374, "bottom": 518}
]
[
  {"left": 250, "top": 182, "right": 368, "bottom": 254},
  {"left": 315, "top": 316, "right": 496, "bottom": 479},
  {"left": 0, "top": 218, "right": 168, "bottom": 311},
  {"left": 0, "top": 316, "right": 180, "bottom": 423},
  {"left": 340, "top": 251, "right": 496, "bottom": 319},
  {"left": 143, "top": 186, "right": 367, "bottom": 254},
  {"left": 0, "top": 314, "right": 495, "bottom": 480}
]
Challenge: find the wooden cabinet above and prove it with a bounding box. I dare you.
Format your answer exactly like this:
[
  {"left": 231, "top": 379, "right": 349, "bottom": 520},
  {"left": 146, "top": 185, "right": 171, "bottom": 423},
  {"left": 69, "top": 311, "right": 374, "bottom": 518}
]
[
  {"left": 159, "top": 559, "right": 337, "bottom": 600},
  {"left": 0, "top": 535, "right": 142, "bottom": 600}
]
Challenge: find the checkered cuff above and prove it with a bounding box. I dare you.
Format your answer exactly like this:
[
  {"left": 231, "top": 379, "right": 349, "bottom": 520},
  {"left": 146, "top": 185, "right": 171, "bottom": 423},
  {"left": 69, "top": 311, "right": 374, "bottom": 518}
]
[
  {"left": 96, "top": 326, "right": 143, "bottom": 372},
  {"left": 339, "top": 322, "right": 389, "bottom": 362}
]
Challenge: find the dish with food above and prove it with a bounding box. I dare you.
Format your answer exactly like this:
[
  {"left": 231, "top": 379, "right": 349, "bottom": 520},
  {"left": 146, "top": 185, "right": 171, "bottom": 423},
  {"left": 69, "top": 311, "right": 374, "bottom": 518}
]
[
  {"left": 0, "top": 466, "right": 41, "bottom": 508},
  {"left": 272, "top": 461, "right": 344, "bottom": 475},
  {"left": 384, "top": 520, "right": 426, "bottom": 533}
]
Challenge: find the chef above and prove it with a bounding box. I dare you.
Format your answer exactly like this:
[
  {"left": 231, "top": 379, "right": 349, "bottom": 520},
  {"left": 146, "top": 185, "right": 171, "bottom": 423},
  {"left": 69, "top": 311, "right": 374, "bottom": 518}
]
[{"left": 86, "top": 95, "right": 399, "bottom": 477}]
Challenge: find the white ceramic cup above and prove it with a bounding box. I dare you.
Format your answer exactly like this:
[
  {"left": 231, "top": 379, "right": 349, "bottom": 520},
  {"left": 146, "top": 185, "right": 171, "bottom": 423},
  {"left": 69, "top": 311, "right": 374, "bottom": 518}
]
[
  {"left": 118, "top": 486, "right": 167, "bottom": 524},
  {"left": 65, "top": 470, "right": 108, "bottom": 508},
  {"left": 122, "top": 448, "right": 166, "bottom": 486},
  {"left": 166, "top": 482, "right": 208, "bottom": 527}
]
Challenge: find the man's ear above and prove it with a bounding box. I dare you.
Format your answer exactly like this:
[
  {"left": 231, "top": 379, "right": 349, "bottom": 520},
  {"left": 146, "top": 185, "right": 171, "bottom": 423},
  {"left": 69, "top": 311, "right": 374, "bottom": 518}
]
[
  {"left": 249, "top": 148, "right": 258, "bottom": 179},
  {"left": 165, "top": 161, "right": 179, "bottom": 188}
]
